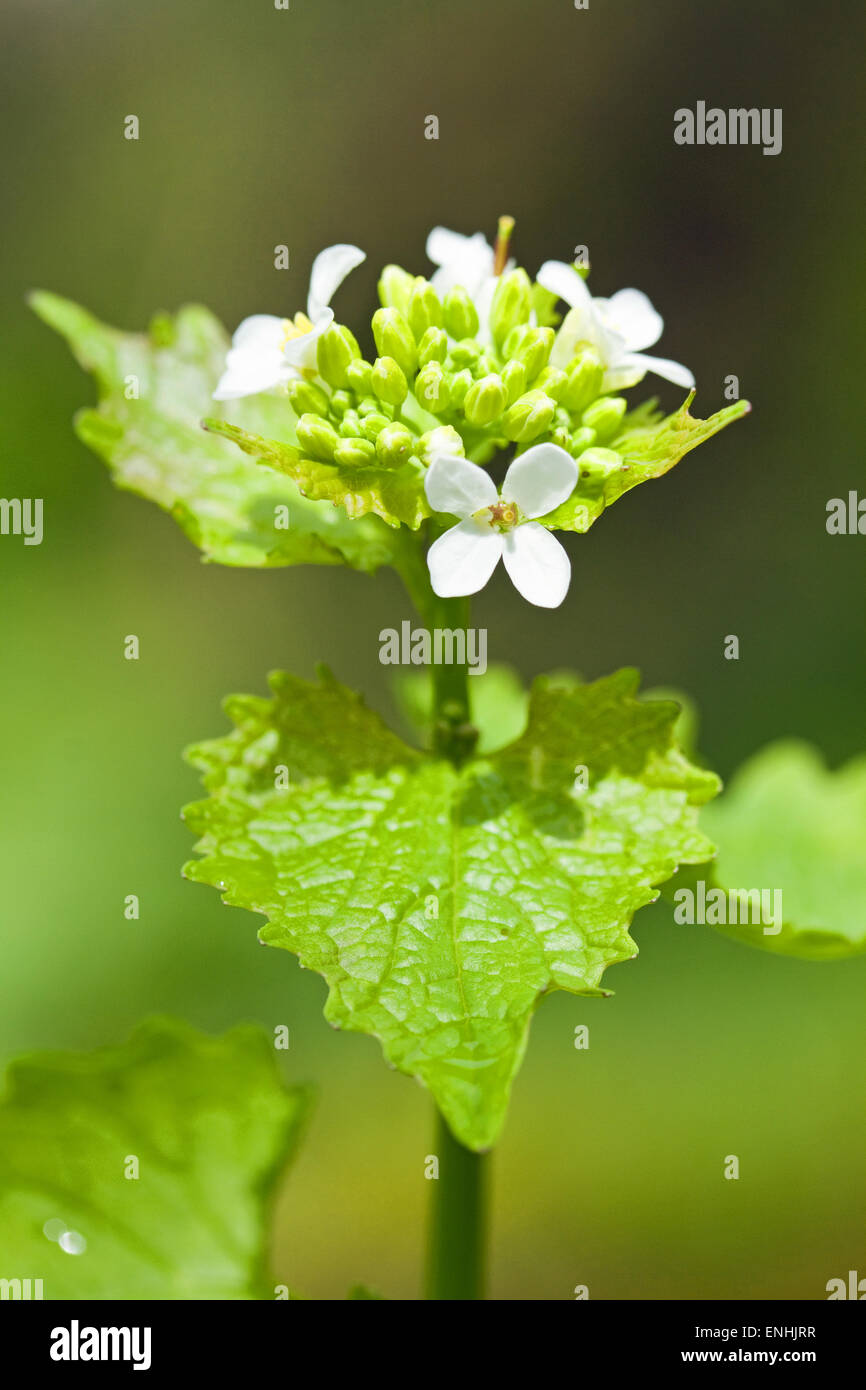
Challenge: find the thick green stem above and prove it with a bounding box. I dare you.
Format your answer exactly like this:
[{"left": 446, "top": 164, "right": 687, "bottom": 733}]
[
  {"left": 398, "top": 552, "right": 488, "bottom": 1299},
  {"left": 425, "top": 1108, "right": 488, "bottom": 1300}
]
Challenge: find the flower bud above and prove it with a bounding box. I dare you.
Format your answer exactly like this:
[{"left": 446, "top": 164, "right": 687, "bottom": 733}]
[
  {"left": 378, "top": 264, "right": 415, "bottom": 315},
  {"left": 551, "top": 426, "right": 572, "bottom": 451},
  {"left": 464, "top": 373, "right": 507, "bottom": 426},
  {"left": 501, "top": 359, "right": 527, "bottom": 405},
  {"left": 417, "top": 326, "right": 448, "bottom": 366},
  {"left": 489, "top": 269, "right": 532, "bottom": 350},
  {"left": 372, "top": 307, "right": 418, "bottom": 377},
  {"left": 560, "top": 346, "right": 604, "bottom": 412},
  {"left": 375, "top": 423, "right": 415, "bottom": 469},
  {"left": 512, "top": 326, "right": 554, "bottom": 381},
  {"left": 448, "top": 338, "right": 481, "bottom": 370},
  {"left": 418, "top": 425, "right": 465, "bottom": 464},
  {"left": 580, "top": 395, "right": 627, "bottom": 443},
  {"left": 442, "top": 286, "right": 479, "bottom": 340},
  {"left": 339, "top": 409, "right": 362, "bottom": 438},
  {"left": 371, "top": 355, "right": 408, "bottom": 406},
  {"left": 345, "top": 359, "right": 374, "bottom": 396},
  {"left": 360, "top": 411, "right": 391, "bottom": 442},
  {"left": 328, "top": 389, "right": 353, "bottom": 418},
  {"left": 407, "top": 279, "right": 444, "bottom": 340},
  {"left": 357, "top": 394, "right": 382, "bottom": 417},
  {"left": 569, "top": 426, "right": 596, "bottom": 454},
  {"left": 531, "top": 366, "right": 567, "bottom": 401},
  {"left": 316, "top": 324, "right": 361, "bottom": 389},
  {"left": 296, "top": 413, "right": 340, "bottom": 462},
  {"left": 333, "top": 436, "right": 377, "bottom": 468},
  {"left": 415, "top": 361, "right": 451, "bottom": 415},
  {"left": 286, "top": 379, "right": 330, "bottom": 418},
  {"left": 576, "top": 447, "right": 623, "bottom": 482},
  {"left": 449, "top": 368, "right": 473, "bottom": 408},
  {"left": 502, "top": 389, "right": 557, "bottom": 443}
]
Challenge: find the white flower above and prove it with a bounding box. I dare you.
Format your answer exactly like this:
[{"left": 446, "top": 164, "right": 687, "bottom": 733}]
[
  {"left": 536, "top": 260, "right": 695, "bottom": 392},
  {"left": 424, "top": 444, "right": 578, "bottom": 608},
  {"left": 426, "top": 226, "right": 514, "bottom": 342},
  {"left": 213, "top": 243, "right": 365, "bottom": 400}
]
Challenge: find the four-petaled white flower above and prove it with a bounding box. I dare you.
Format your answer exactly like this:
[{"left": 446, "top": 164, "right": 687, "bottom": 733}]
[
  {"left": 536, "top": 259, "right": 695, "bottom": 392},
  {"left": 426, "top": 225, "right": 514, "bottom": 342},
  {"left": 424, "top": 444, "right": 578, "bottom": 608},
  {"left": 213, "top": 243, "right": 365, "bottom": 400}
]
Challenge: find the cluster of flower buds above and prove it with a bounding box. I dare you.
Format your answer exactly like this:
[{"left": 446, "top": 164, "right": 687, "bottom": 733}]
[{"left": 286, "top": 263, "right": 626, "bottom": 479}]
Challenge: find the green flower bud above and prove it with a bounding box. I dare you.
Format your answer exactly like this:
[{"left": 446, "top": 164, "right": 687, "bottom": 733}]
[
  {"left": 489, "top": 269, "right": 532, "bottom": 351},
  {"left": 339, "top": 409, "right": 362, "bottom": 438},
  {"left": 501, "top": 359, "right": 527, "bottom": 405},
  {"left": 560, "top": 345, "right": 604, "bottom": 412},
  {"left": 531, "top": 366, "right": 568, "bottom": 401},
  {"left": 418, "top": 425, "right": 465, "bottom": 465},
  {"left": 551, "top": 426, "right": 572, "bottom": 451},
  {"left": 502, "top": 323, "right": 529, "bottom": 360},
  {"left": 418, "top": 326, "right": 448, "bottom": 366},
  {"left": 371, "top": 355, "right": 408, "bottom": 406},
  {"left": 448, "top": 338, "right": 481, "bottom": 370},
  {"left": 372, "top": 307, "right": 418, "bottom": 378},
  {"left": 329, "top": 389, "right": 353, "bottom": 418},
  {"left": 512, "top": 325, "right": 554, "bottom": 381},
  {"left": 357, "top": 394, "right": 382, "bottom": 418},
  {"left": 449, "top": 368, "right": 473, "bottom": 408},
  {"left": 576, "top": 447, "right": 624, "bottom": 482},
  {"left": 333, "top": 436, "right": 377, "bottom": 468},
  {"left": 569, "top": 426, "right": 597, "bottom": 454},
  {"left": 286, "top": 378, "right": 330, "bottom": 418},
  {"left": 580, "top": 395, "right": 627, "bottom": 443},
  {"left": 360, "top": 411, "right": 391, "bottom": 442},
  {"left": 296, "top": 413, "right": 340, "bottom": 462},
  {"left": 378, "top": 264, "right": 415, "bottom": 315},
  {"left": 316, "top": 324, "right": 361, "bottom": 390},
  {"left": 442, "top": 286, "right": 479, "bottom": 340},
  {"left": 345, "top": 359, "right": 374, "bottom": 396},
  {"left": 375, "top": 423, "right": 415, "bottom": 469},
  {"left": 407, "top": 279, "right": 444, "bottom": 340},
  {"left": 463, "top": 373, "right": 507, "bottom": 426},
  {"left": 502, "top": 388, "right": 557, "bottom": 443},
  {"left": 414, "top": 361, "right": 451, "bottom": 415}
]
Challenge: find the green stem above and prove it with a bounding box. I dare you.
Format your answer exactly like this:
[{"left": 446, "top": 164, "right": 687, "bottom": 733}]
[
  {"left": 425, "top": 1108, "right": 488, "bottom": 1300},
  {"left": 398, "top": 549, "right": 488, "bottom": 1299}
]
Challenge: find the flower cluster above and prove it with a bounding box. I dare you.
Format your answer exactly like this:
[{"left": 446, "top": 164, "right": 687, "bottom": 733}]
[{"left": 214, "top": 223, "right": 695, "bottom": 607}]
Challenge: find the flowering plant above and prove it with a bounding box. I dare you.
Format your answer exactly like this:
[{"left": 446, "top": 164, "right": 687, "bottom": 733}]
[{"left": 32, "top": 220, "right": 864, "bottom": 1300}]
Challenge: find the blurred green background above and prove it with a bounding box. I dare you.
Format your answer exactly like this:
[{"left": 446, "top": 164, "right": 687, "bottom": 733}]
[{"left": 1, "top": 0, "right": 863, "bottom": 1299}]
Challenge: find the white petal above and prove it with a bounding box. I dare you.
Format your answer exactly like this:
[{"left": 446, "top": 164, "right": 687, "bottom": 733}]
[
  {"left": 426, "top": 228, "right": 494, "bottom": 297},
  {"left": 621, "top": 350, "right": 695, "bottom": 389},
  {"left": 503, "top": 444, "right": 578, "bottom": 519},
  {"left": 306, "top": 243, "right": 365, "bottom": 323},
  {"left": 280, "top": 308, "right": 334, "bottom": 370},
  {"left": 213, "top": 346, "right": 287, "bottom": 400},
  {"left": 600, "top": 288, "right": 663, "bottom": 351},
  {"left": 231, "top": 314, "right": 286, "bottom": 350},
  {"left": 502, "top": 523, "right": 571, "bottom": 608},
  {"left": 536, "top": 259, "right": 593, "bottom": 312},
  {"left": 424, "top": 453, "right": 497, "bottom": 518},
  {"left": 427, "top": 521, "right": 503, "bottom": 597},
  {"left": 550, "top": 303, "right": 603, "bottom": 368}
]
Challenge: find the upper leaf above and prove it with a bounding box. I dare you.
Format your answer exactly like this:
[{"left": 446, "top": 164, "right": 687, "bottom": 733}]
[
  {"left": 541, "top": 393, "right": 750, "bottom": 532},
  {"left": 698, "top": 741, "right": 866, "bottom": 960},
  {"left": 30, "top": 292, "right": 402, "bottom": 571},
  {"left": 204, "top": 417, "right": 430, "bottom": 531},
  {"left": 0, "top": 1017, "right": 311, "bottom": 1299},
  {"left": 184, "top": 668, "right": 718, "bottom": 1150}
]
